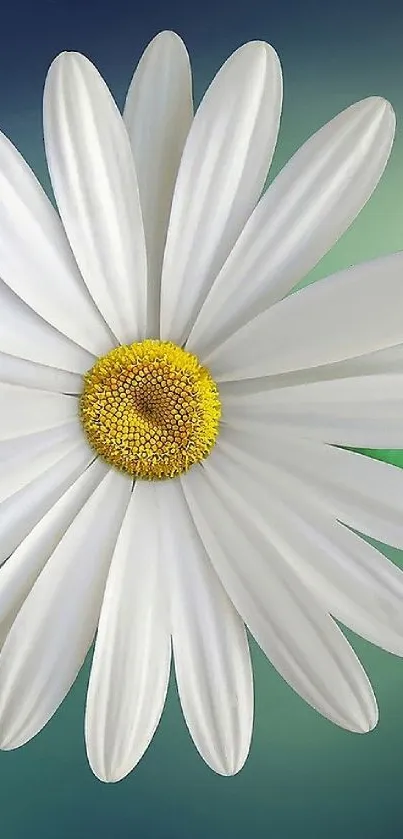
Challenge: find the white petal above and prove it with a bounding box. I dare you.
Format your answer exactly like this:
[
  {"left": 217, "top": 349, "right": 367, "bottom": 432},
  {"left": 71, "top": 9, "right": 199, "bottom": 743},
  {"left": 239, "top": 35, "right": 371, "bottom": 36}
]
[
  {"left": 0, "top": 443, "right": 94, "bottom": 564},
  {"left": 222, "top": 372, "right": 403, "bottom": 448},
  {"left": 0, "top": 129, "right": 113, "bottom": 356},
  {"left": 0, "top": 458, "right": 108, "bottom": 645},
  {"left": 0, "top": 422, "right": 85, "bottom": 504},
  {"left": 221, "top": 424, "right": 403, "bottom": 550},
  {"left": 0, "top": 384, "right": 78, "bottom": 439},
  {"left": 0, "top": 469, "right": 131, "bottom": 750},
  {"left": 209, "top": 443, "right": 403, "bottom": 657},
  {"left": 158, "top": 480, "right": 253, "bottom": 776},
  {"left": 189, "top": 98, "right": 395, "bottom": 354},
  {"left": 181, "top": 460, "right": 377, "bottom": 733},
  {"left": 124, "top": 31, "right": 193, "bottom": 336},
  {"left": 0, "top": 352, "right": 82, "bottom": 394},
  {"left": 0, "top": 280, "right": 94, "bottom": 374},
  {"left": 160, "top": 41, "right": 282, "bottom": 345},
  {"left": 44, "top": 52, "right": 147, "bottom": 343},
  {"left": 304, "top": 524, "right": 403, "bottom": 656},
  {"left": 219, "top": 342, "right": 403, "bottom": 396},
  {"left": 330, "top": 344, "right": 403, "bottom": 376},
  {"left": 207, "top": 252, "right": 403, "bottom": 381},
  {"left": 85, "top": 482, "right": 171, "bottom": 782}
]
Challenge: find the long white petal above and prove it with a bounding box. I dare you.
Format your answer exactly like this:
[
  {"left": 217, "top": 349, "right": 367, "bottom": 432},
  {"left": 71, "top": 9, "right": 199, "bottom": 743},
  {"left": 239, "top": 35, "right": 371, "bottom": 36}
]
[
  {"left": 0, "top": 280, "right": 94, "bottom": 374},
  {"left": 182, "top": 460, "right": 377, "bottom": 733},
  {"left": 0, "top": 129, "right": 113, "bottom": 356},
  {"left": 44, "top": 52, "right": 148, "bottom": 343},
  {"left": 209, "top": 443, "right": 403, "bottom": 657},
  {"left": 0, "top": 459, "right": 108, "bottom": 646},
  {"left": 160, "top": 41, "right": 282, "bottom": 345},
  {"left": 0, "top": 443, "right": 94, "bottom": 564},
  {"left": 220, "top": 424, "right": 403, "bottom": 550},
  {"left": 0, "top": 352, "right": 82, "bottom": 394},
  {"left": 0, "top": 422, "right": 85, "bottom": 504},
  {"left": 85, "top": 482, "right": 171, "bottom": 782},
  {"left": 219, "top": 343, "right": 403, "bottom": 396},
  {"left": 222, "top": 372, "right": 403, "bottom": 448},
  {"left": 0, "top": 384, "right": 78, "bottom": 439},
  {"left": 124, "top": 31, "right": 193, "bottom": 335},
  {"left": 189, "top": 98, "right": 395, "bottom": 354},
  {"left": 206, "top": 252, "right": 403, "bottom": 381},
  {"left": 158, "top": 480, "right": 253, "bottom": 776},
  {"left": 0, "top": 469, "right": 131, "bottom": 750}
]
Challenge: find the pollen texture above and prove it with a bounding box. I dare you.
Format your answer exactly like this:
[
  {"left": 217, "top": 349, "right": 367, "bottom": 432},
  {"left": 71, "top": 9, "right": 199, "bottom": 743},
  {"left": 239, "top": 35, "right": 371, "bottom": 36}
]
[{"left": 79, "top": 339, "right": 221, "bottom": 480}]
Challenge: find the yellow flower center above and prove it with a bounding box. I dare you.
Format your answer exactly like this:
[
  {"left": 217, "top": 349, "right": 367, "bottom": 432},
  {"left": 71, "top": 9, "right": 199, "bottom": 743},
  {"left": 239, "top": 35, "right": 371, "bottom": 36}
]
[{"left": 79, "top": 339, "right": 221, "bottom": 480}]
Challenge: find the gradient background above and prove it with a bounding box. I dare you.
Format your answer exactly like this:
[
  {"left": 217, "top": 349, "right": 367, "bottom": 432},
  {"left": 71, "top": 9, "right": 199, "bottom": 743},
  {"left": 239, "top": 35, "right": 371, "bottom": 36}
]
[{"left": 1, "top": 0, "right": 403, "bottom": 836}]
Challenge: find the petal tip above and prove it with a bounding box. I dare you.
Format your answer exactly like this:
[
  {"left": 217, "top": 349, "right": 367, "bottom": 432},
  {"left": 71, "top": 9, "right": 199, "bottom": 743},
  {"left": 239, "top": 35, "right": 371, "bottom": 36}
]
[
  {"left": 45, "top": 50, "right": 92, "bottom": 90},
  {"left": 88, "top": 751, "right": 140, "bottom": 783},
  {"left": 49, "top": 50, "right": 82, "bottom": 68},
  {"left": 356, "top": 95, "right": 396, "bottom": 128},
  {"left": 91, "top": 766, "right": 126, "bottom": 784},
  {"left": 156, "top": 29, "right": 185, "bottom": 44},
  {"left": 214, "top": 758, "right": 247, "bottom": 777},
  {"left": 240, "top": 39, "right": 281, "bottom": 68},
  {"left": 0, "top": 732, "right": 25, "bottom": 751},
  {"left": 208, "top": 744, "right": 250, "bottom": 777},
  {"left": 349, "top": 696, "right": 379, "bottom": 735},
  {"left": 144, "top": 30, "right": 189, "bottom": 62},
  {"left": 364, "top": 704, "right": 379, "bottom": 734}
]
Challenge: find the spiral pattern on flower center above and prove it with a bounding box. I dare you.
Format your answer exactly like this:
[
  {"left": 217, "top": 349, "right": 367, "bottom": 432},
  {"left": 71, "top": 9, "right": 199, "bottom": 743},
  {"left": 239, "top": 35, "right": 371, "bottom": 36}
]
[{"left": 79, "top": 339, "right": 221, "bottom": 480}]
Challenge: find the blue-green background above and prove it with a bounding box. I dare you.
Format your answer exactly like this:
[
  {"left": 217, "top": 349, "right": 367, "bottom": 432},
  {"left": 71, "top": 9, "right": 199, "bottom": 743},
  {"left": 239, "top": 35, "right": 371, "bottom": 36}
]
[{"left": 1, "top": 0, "right": 403, "bottom": 836}]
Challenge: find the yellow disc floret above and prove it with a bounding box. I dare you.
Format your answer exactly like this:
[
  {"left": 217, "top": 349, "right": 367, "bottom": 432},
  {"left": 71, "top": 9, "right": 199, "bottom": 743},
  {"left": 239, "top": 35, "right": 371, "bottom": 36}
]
[{"left": 79, "top": 339, "right": 221, "bottom": 480}]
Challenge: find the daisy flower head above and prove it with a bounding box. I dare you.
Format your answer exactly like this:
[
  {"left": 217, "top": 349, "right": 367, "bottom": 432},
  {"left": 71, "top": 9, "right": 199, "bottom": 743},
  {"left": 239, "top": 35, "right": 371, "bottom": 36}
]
[{"left": 0, "top": 30, "right": 403, "bottom": 783}]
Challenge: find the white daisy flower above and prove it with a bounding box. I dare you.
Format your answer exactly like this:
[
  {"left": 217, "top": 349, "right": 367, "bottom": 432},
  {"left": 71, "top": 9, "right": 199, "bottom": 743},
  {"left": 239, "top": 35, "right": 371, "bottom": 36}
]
[{"left": 0, "top": 29, "right": 402, "bottom": 783}]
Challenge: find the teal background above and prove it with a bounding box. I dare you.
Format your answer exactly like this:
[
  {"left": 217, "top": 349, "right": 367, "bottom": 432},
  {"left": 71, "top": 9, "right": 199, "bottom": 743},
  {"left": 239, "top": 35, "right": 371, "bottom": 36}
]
[{"left": 1, "top": 0, "right": 403, "bottom": 836}]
